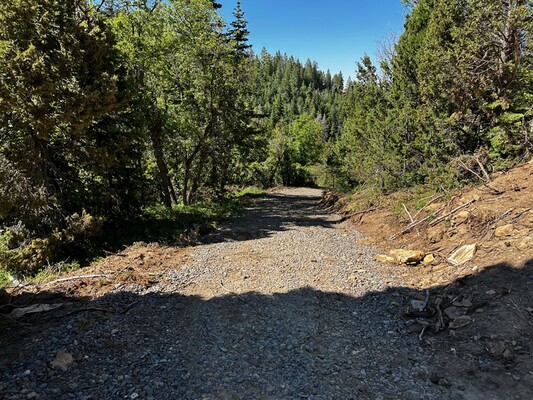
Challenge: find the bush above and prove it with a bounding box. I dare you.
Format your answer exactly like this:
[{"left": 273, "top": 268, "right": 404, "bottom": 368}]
[{"left": 0, "top": 211, "right": 103, "bottom": 277}]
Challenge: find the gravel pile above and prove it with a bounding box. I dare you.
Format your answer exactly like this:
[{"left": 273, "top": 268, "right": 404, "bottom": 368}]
[{"left": 1, "top": 188, "right": 451, "bottom": 399}]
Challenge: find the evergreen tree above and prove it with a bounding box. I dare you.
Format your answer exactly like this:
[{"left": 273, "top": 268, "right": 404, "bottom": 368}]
[{"left": 228, "top": 1, "right": 251, "bottom": 57}]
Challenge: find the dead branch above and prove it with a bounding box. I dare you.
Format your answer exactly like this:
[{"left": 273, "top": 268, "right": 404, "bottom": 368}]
[
  {"left": 41, "top": 274, "right": 110, "bottom": 287},
  {"left": 474, "top": 155, "right": 491, "bottom": 182},
  {"left": 458, "top": 159, "right": 485, "bottom": 182},
  {"left": 412, "top": 195, "right": 444, "bottom": 220},
  {"left": 389, "top": 206, "right": 446, "bottom": 240},
  {"left": 402, "top": 203, "right": 414, "bottom": 223},
  {"left": 429, "top": 199, "right": 476, "bottom": 227},
  {"left": 457, "top": 159, "right": 502, "bottom": 194},
  {"left": 479, "top": 195, "right": 510, "bottom": 203},
  {"left": 479, "top": 208, "right": 515, "bottom": 240},
  {"left": 510, "top": 208, "right": 531, "bottom": 224}
]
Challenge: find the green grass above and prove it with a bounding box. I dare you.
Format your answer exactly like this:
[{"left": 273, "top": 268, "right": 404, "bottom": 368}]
[{"left": 234, "top": 186, "right": 266, "bottom": 198}]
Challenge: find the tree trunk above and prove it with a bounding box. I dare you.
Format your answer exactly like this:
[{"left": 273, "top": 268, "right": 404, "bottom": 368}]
[
  {"left": 150, "top": 122, "right": 173, "bottom": 209},
  {"left": 188, "top": 146, "right": 208, "bottom": 204}
]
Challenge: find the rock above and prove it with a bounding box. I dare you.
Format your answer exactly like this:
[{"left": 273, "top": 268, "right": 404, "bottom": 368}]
[
  {"left": 503, "top": 348, "right": 512, "bottom": 359},
  {"left": 50, "top": 351, "right": 74, "bottom": 371},
  {"left": 444, "top": 306, "right": 464, "bottom": 319},
  {"left": 410, "top": 300, "right": 427, "bottom": 312},
  {"left": 495, "top": 224, "right": 515, "bottom": 237},
  {"left": 423, "top": 254, "right": 435, "bottom": 264},
  {"left": 375, "top": 254, "right": 397, "bottom": 265},
  {"left": 427, "top": 225, "right": 445, "bottom": 243},
  {"left": 449, "top": 315, "right": 472, "bottom": 329},
  {"left": 389, "top": 249, "right": 425, "bottom": 264},
  {"left": 452, "top": 298, "right": 473, "bottom": 308},
  {"left": 447, "top": 244, "right": 477, "bottom": 266},
  {"left": 452, "top": 210, "right": 470, "bottom": 225}
]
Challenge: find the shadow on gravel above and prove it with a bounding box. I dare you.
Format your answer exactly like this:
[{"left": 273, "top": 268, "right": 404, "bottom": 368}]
[
  {"left": 202, "top": 192, "right": 340, "bottom": 244},
  {"left": 1, "top": 259, "right": 532, "bottom": 399}
]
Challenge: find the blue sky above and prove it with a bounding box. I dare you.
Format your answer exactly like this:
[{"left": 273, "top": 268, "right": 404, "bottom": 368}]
[{"left": 219, "top": 0, "right": 408, "bottom": 80}]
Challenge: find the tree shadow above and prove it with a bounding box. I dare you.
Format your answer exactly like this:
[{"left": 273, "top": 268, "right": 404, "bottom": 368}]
[
  {"left": 201, "top": 191, "right": 339, "bottom": 243},
  {"left": 1, "top": 260, "right": 532, "bottom": 399}
]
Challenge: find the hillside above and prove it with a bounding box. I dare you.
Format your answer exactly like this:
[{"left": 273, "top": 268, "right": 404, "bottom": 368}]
[{"left": 341, "top": 160, "right": 533, "bottom": 288}]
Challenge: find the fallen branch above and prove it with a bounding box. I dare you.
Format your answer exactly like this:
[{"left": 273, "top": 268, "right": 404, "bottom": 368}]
[
  {"left": 402, "top": 203, "right": 414, "bottom": 223},
  {"left": 428, "top": 199, "right": 476, "bottom": 227},
  {"left": 412, "top": 195, "right": 444, "bottom": 220},
  {"left": 457, "top": 159, "right": 502, "bottom": 194},
  {"left": 480, "top": 208, "right": 514, "bottom": 240},
  {"left": 474, "top": 155, "right": 491, "bottom": 183},
  {"left": 479, "top": 195, "right": 510, "bottom": 203},
  {"left": 42, "top": 274, "right": 110, "bottom": 286},
  {"left": 458, "top": 159, "right": 485, "bottom": 182},
  {"left": 115, "top": 255, "right": 144, "bottom": 275},
  {"left": 389, "top": 206, "right": 445, "bottom": 240},
  {"left": 510, "top": 208, "right": 531, "bottom": 224}
]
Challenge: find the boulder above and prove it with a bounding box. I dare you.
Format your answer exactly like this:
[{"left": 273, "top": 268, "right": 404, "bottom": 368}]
[
  {"left": 447, "top": 243, "right": 477, "bottom": 266},
  {"left": 389, "top": 249, "right": 425, "bottom": 264},
  {"left": 494, "top": 224, "right": 515, "bottom": 237}
]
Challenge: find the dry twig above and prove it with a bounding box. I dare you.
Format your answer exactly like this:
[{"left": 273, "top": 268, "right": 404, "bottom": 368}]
[
  {"left": 389, "top": 206, "right": 446, "bottom": 240},
  {"left": 428, "top": 199, "right": 476, "bottom": 227},
  {"left": 41, "top": 274, "right": 110, "bottom": 287}
]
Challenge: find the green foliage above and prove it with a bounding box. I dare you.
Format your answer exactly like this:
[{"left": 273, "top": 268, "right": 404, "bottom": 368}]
[{"left": 0, "top": 211, "right": 103, "bottom": 277}]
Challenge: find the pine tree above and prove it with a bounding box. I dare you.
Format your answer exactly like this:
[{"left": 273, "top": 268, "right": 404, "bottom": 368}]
[{"left": 228, "top": 1, "right": 251, "bottom": 57}]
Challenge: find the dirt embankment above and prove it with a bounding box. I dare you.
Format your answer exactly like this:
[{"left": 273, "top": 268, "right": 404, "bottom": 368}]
[
  {"left": 338, "top": 160, "right": 533, "bottom": 288},
  {"left": 331, "top": 161, "right": 533, "bottom": 399}
]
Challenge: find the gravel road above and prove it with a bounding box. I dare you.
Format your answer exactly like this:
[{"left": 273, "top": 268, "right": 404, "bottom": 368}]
[{"left": 1, "top": 188, "right": 452, "bottom": 399}]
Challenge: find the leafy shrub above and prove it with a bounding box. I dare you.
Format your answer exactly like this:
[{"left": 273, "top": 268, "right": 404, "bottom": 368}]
[{"left": 0, "top": 211, "right": 103, "bottom": 277}]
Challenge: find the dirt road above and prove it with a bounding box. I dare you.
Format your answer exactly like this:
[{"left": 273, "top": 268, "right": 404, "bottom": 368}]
[{"left": 1, "top": 188, "right": 531, "bottom": 399}]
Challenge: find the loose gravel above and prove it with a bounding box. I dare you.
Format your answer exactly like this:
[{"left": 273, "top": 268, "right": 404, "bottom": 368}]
[{"left": 0, "top": 188, "right": 452, "bottom": 399}]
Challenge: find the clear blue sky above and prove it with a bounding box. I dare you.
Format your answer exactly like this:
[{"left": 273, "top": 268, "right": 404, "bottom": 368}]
[{"left": 219, "top": 0, "right": 408, "bottom": 80}]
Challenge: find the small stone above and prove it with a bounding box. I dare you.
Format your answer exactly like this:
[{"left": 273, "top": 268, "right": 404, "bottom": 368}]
[
  {"left": 423, "top": 254, "right": 435, "bottom": 264},
  {"left": 410, "top": 300, "right": 427, "bottom": 312},
  {"left": 452, "top": 211, "right": 470, "bottom": 225},
  {"left": 444, "top": 306, "right": 464, "bottom": 319},
  {"left": 494, "top": 224, "right": 515, "bottom": 237},
  {"left": 50, "top": 351, "right": 74, "bottom": 371},
  {"left": 131, "top": 393, "right": 139, "bottom": 399},
  {"left": 375, "top": 254, "right": 397, "bottom": 265},
  {"left": 447, "top": 244, "right": 477, "bottom": 266},
  {"left": 27, "top": 392, "right": 37, "bottom": 399},
  {"left": 503, "top": 348, "right": 511, "bottom": 359},
  {"left": 389, "top": 249, "right": 425, "bottom": 264},
  {"left": 452, "top": 298, "right": 473, "bottom": 308}
]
